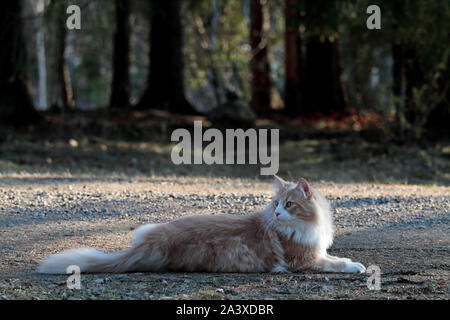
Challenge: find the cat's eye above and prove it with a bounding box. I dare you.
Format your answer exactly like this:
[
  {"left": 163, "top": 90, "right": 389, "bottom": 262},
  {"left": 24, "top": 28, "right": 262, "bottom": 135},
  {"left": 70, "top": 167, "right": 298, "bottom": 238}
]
[
  {"left": 285, "top": 201, "right": 293, "bottom": 208},
  {"left": 273, "top": 200, "right": 279, "bottom": 206}
]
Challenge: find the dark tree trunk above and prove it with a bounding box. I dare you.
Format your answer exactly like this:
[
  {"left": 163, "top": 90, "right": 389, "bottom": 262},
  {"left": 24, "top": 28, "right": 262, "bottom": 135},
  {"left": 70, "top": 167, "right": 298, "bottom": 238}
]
[
  {"left": 110, "top": 0, "right": 131, "bottom": 109},
  {"left": 304, "top": 37, "right": 346, "bottom": 114},
  {"left": 284, "top": 0, "right": 303, "bottom": 115},
  {"left": 403, "top": 47, "right": 423, "bottom": 122},
  {"left": 56, "top": 0, "right": 75, "bottom": 111},
  {"left": 392, "top": 43, "right": 406, "bottom": 138},
  {"left": 392, "top": 44, "right": 405, "bottom": 99},
  {"left": 391, "top": 1, "right": 428, "bottom": 141},
  {"left": 136, "top": 0, "right": 198, "bottom": 114},
  {"left": 426, "top": 57, "right": 450, "bottom": 135},
  {"left": 250, "top": 0, "right": 272, "bottom": 115},
  {"left": 392, "top": 42, "right": 427, "bottom": 139},
  {"left": 393, "top": 42, "right": 448, "bottom": 139},
  {"left": 0, "top": 0, "right": 40, "bottom": 125}
]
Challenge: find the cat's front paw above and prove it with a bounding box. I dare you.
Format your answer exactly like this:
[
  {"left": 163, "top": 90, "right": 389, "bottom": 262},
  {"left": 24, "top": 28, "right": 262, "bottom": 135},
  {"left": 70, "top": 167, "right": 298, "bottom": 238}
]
[
  {"left": 341, "top": 262, "right": 366, "bottom": 274},
  {"left": 271, "top": 265, "right": 291, "bottom": 274}
]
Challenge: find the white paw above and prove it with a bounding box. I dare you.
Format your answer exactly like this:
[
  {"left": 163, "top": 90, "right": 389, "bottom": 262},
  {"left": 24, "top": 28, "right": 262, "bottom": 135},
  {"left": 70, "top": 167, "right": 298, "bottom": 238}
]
[
  {"left": 271, "top": 265, "right": 290, "bottom": 274},
  {"left": 341, "top": 262, "right": 366, "bottom": 274}
]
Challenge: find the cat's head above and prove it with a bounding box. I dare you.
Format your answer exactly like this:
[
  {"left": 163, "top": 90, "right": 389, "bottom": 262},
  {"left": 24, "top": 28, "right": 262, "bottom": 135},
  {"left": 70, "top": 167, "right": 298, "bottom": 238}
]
[
  {"left": 267, "top": 175, "right": 334, "bottom": 248},
  {"left": 269, "top": 175, "right": 319, "bottom": 224}
]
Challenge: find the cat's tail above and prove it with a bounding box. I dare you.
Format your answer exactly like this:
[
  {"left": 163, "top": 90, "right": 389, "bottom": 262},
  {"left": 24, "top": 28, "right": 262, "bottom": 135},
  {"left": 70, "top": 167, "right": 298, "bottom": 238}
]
[
  {"left": 37, "top": 248, "right": 138, "bottom": 274},
  {"left": 38, "top": 224, "right": 164, "bottom": 274}
]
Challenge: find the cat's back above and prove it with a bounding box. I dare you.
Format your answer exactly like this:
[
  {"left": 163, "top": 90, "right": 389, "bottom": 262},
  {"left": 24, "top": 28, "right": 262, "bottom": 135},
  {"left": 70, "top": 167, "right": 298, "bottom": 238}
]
[{"left": 166, "top": 212, "right": 264, "bottom": 237}]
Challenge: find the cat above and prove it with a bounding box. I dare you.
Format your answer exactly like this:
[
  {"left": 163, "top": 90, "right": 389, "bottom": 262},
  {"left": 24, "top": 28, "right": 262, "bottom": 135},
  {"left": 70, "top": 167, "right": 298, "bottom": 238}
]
[{"left": 37, "top": 176, "right": 366, "bottom": 274}]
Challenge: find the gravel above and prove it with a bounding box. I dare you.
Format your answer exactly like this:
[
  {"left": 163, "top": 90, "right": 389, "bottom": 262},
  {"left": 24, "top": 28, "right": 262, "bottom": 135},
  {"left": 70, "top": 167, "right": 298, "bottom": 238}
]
[{"left": 0, "top": 177, "right": 448, "bottom": 299}]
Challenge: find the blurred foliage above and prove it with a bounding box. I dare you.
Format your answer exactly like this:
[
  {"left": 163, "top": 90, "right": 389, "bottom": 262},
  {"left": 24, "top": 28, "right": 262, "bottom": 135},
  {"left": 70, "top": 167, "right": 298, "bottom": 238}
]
[
  {"left": 20, "top": 0, "right": 449, "bottom": 140},
  {"left": 184, "top": 0, "right": 251, "bottom": 109}
]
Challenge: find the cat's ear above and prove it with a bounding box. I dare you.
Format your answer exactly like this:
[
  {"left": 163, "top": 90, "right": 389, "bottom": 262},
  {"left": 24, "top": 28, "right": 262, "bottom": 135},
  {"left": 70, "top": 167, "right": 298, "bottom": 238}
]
[
  {"left": 272, "top": 175, "right": 287, "bottom": 192},
  {"left": 296, "top": 178, "right": 312, "bottom": 200}
]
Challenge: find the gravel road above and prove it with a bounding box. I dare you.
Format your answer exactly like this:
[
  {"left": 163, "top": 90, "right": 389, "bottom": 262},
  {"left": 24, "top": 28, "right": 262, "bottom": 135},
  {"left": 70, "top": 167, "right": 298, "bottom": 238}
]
[{"left": 0, "top": 176, "right": 448, "bottom": 300}]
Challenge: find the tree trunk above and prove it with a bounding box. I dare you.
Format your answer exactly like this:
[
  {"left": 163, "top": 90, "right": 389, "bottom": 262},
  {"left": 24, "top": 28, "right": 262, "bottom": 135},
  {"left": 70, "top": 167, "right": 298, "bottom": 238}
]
[
  {"left": 0, "top": 0, "right": 40, "bottom": 125},
  {"left": 284, "top": 0, "right": 303, "bottom": 115},
  {"left": 304, "top": 37, "right": 346, "bottom": 114},
  {"left": 250, "top": 0, "right": 272, "bottom": 115},
  {"left": 56, "top": 0, "right": 75, "bottom": 111},
  {"left": 392, "top": 43, "right": 406, "bottom": 139},
  {"left": 390, "top": 1, "right": 427, "bottom": 141},
  {"left": 34, "top": 0, "right": 48, "bottom": 110},
  {"left": 110, "top": 0, "right": 131, "bottom": 109},
  {"left": 426, "top": 57, "right": 450, "bottom": 135},
  {"left": 136, "top": 0, "right": 198, "bottom": 114}
]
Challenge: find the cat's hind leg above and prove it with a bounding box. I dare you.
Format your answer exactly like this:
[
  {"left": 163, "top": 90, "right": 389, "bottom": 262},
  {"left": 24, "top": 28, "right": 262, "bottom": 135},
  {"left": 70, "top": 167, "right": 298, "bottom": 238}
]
[
  {"left": 314, "top": 255, "right": 366, "bottom": 274},
  {"left": 132, "top": 224, "right": 159, "bottom": 246}
]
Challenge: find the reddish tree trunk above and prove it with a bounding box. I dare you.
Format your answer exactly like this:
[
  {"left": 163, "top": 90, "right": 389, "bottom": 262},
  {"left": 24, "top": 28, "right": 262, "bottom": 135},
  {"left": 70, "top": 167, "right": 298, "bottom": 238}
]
[
  {"left": 250, "top": 0, "right": 272, "bottom": 115},
  {"left": 58, "top": 27, "right": 75, "bottom": 110}
]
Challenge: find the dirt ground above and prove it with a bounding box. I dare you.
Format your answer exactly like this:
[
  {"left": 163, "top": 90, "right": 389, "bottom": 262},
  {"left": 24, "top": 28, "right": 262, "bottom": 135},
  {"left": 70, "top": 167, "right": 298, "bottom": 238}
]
[
  {"left": 0, "top": 177, "right": 448, "bottom": 300},
  {"left": 0, "top": 118, "right": 449, "bottom": 300}
]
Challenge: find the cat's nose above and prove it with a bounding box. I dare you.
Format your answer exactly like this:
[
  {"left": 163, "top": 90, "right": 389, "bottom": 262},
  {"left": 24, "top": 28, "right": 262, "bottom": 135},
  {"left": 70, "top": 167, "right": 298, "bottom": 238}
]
[{"left": 275, "top": 212, "right": 280, "bottom": 217}]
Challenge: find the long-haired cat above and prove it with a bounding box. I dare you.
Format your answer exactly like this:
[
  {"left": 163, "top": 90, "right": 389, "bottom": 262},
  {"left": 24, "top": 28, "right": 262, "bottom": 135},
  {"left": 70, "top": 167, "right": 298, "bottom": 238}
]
[{"left": 37, "top": 176, "right": 366, "bottom": 274}]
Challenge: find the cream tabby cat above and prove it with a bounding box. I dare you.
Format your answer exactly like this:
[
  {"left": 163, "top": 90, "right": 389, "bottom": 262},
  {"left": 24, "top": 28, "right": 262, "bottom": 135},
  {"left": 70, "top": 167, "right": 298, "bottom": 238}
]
[{"left": 38, "top": 176, "right": 366, "bottom": 274}]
